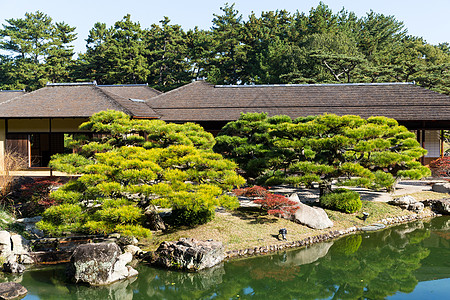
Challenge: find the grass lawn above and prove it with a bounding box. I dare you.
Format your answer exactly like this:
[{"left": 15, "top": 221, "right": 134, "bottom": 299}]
[{"left": 143, "top": 191, "right": 446, "bottom": 252}]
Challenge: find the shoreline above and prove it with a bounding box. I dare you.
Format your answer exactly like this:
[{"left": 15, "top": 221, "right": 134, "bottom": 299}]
[{"left": 224, "top": 210, "right": 439, "bottom": 260}]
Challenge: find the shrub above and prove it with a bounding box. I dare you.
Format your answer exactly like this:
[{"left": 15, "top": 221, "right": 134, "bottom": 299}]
[
  {"left": 115, "top": 224, "right": 152, "bottom": 238},
  {"left": 37, "top": 203, "right": 84, "bottom": 235},
  {"left": 253, "top": 193, "right": 299, "bottom": 216},
  {"left": 94, "top": 204, "right": 143, "bottom": 225},
  {"left": 233, "top": 185, "right": 268, "bottom": 198},
  {"left": 40, "top": 203, "right": 83, "bottom": 225},
  {"left": 320, "top": 188, "right": 362, "bottom": 213},
  {"left": 82, "top": 220, "right": 112, "bottom": 235},
  {"left": 171, "top": 207, "right": 215, "bottom": 226},
  {"left": 429, "top": 157, "right": 450, "bottom": 177}
]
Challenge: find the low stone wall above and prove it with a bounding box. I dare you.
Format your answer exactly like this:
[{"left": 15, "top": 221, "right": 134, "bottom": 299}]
[{"left": 225, "top": 211, "right": 438, "bottom": 259}]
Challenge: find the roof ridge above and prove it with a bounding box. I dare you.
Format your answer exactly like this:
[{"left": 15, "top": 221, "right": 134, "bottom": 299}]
[
  {"left": 0, "top": 86, "right": 42, "bottom": 106},
  {"left": 214, "top": 82, "right": 415, "bottom": 88},
  {"left": 94, "top": 86, "right": 134, "bottom": 115},
  {"left": 47, "top": 81, "right": 96, "bottom": 86},
  {"left": 147, "top": 80, "right": 211, "bottom": 103},
  {"left": 98, "top": 84, "right": 148, "bottom": 87}
]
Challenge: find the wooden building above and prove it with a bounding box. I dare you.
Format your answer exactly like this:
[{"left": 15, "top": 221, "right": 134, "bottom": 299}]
[
  {"left": 0, "top": 82, "right": 160, "bottom": 170},
  {"left": 148, "top": 80, "right": 450, "bottom": 164},
  {"left": 1, "top": 80, "right": 449, "bottom": 171}
]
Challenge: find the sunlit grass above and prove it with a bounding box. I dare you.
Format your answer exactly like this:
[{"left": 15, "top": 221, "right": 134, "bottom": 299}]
[{"left": 144, "top": 198, "right": 434, "bottom": 252}]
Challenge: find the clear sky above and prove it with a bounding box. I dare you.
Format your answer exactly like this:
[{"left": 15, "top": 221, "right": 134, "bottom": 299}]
[{"left": 0, "top": 0, "right": 449, "bottom": 54}]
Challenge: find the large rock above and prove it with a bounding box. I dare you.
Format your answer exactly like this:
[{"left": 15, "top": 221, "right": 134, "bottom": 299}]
[
  {"left": 0, "top": 282, "right": 27, "bottom": 300},
  {"left": 432, "top": 182, "right": 450, "bottom": 193},
  {"left": 428, "top": 198, "right": 450, "bottom": 214},
  {"left": 293, "top": 203, "right": 333, "bottom": 230},
  {"left": 151, "top": 238, "right": 225, "bottom": 271},
  {"left": 0, "top": 231, "right": 33, "bottom": 265},
  {"left": 143, "top": 209, "right": 166, "bottom": 231},
  {"left": 2, "top": 262, "right": 25, "bottom": 274},
  {"left": 389, "top": 196, "right": 424, "bottom": 213},
  {"left": 67, "top": 242, "right": 138, "bottom": 286}
]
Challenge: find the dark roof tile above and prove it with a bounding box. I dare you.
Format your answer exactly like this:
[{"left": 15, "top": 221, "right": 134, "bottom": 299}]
[
  {"left": 0, "top": 83, "right": 160, "bottom": 118},
  {"left": 149, "top": 81, "right": 450, "bottom": 122}
]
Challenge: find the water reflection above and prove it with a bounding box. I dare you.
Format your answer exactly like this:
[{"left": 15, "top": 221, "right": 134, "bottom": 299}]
[{"left": 15, "top": 216, "right": 450, "bottom": 300}]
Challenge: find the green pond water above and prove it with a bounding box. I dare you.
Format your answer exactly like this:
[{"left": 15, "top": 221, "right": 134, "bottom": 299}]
[{"left": 5, "top": 216, "right": 449, "bottom": 300}]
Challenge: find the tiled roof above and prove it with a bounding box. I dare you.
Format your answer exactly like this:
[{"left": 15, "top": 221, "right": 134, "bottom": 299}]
[
  {"left": 0, "top": 90, "right": 26, "bottom": 104},
  {"left": 98, "top": 84, "right": 162, "bottom": 100},
  {"left": 0, "top": 83, "right": 160, "bottom": 118},
  {"left": 148, "top": 80, "right": 450, "bottom": 122}
]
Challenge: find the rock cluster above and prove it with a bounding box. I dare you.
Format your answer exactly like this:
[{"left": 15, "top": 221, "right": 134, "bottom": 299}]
[
  {"left": 15, "top": 216, "right": 44, "bottom": 238},
  {"left": 67, "top": 242, "right": 138, "bottom": 286},
  {"left": 150, "top": 238, "right": 225, "bottom": 271},
  {"left": 0, "top": 231, "right": 33, "bottom": 266},
  {"left": 388, "top": 195, "right": 424, "bottom": 212},
  {"left": 424, "top": 198, "right": 450, "bottom": 215},
  {"left": 432, "top": 182, "right": 450, "bottom": 193}
]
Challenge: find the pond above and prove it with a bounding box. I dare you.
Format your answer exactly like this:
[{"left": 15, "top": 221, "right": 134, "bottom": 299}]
[{"left": 4, "top": 216, "right": 449, "bottom": 300}]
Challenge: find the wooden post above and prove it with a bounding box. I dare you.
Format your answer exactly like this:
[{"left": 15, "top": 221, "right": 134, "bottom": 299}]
[
  {"left": 49, "top": 118, "right": 53, "bottom": 176},
  {"left": 421, "top": 130, "right": 426, "bottom": 165},
  {"left": 441, "top": 130, "right": 445, "bottom": 158}
]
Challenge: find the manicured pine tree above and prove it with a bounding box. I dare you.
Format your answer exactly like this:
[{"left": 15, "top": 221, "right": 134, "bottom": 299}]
[
  {"left": 216, "top": 113, "right": 430, "bottom": 195},
  {"left": 40, "top": 111, "right": 245, "bottom": 237}
]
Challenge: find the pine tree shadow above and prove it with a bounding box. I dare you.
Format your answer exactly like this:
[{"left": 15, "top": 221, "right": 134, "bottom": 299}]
[{"left": 232, "top": 207, "right": 278, "bottom": 224}]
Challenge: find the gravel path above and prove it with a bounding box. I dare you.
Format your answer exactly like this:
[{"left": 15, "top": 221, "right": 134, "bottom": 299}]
[{"left": 239, "top": 180, "right": 448, "bottom": 207}]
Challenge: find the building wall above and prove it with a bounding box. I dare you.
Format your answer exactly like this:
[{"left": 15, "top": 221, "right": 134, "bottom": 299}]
[
  {"left": 7, "top": 118, "right": 88, "bottom": 133},
  {"left": 0, "top": 118, "right": 90, "bottom": 171},
  {"left": 424, "top": 130, "right": 441, "bottom": 157}
]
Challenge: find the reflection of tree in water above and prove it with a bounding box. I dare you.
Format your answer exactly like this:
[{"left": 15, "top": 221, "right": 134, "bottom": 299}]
[
  {"left": 126, "top": 220, "right": 436, "bottom": 299},
  {"left": 24, "top": 217, "right": 441, "bottom": 300},
  {"left": 138, "top": 220, "right": 432, "bottom": 300}
]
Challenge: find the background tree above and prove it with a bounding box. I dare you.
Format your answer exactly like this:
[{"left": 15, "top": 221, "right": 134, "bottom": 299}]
[
  {"left": 0, "top": 3, "right": 449, "bottom": 94},
  {"left": 0, "top": 11, "right": 76, "bottom": 90},
  {"left": 207, "top": 3, "right": 247, "bottom": 84},
  {"left": 145, "top": 17, "right": 191, "bottom": 91},
  {"left": 76, "top": 15, "right": 149, "bottom": 85}
]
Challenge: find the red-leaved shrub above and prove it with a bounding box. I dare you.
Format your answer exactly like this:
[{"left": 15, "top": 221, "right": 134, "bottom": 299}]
[
  {"left": 253, "top": 193, "right": 299, "bottom": 217},
  {"left": 234, "top": 186, "right": 299, "bottom": 218},
  {"left": 233, "top": 185, "right": 268, "bottom": 198},
  {"left": 429, "top": 157, "right": 450, "bottom": 177}
]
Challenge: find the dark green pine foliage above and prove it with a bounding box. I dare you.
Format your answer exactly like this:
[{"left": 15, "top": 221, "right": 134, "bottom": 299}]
[
  {"left": 1, "top": 3, "right": 449, "bottom": 93},
  {"left": 208, "top": 3, "right": 247, "bottom": 84},
  {"left": 76, "top": 15, "right": 149, "bottom": 85},
  {"left": 145, "top": 17, "right": 191, "bottom": 91},
  {"left": 215, "top": 113, "right": 430, "bottom": 194},
  {"left": 0, "top": 11, "right": 76, "bottom": 90}
]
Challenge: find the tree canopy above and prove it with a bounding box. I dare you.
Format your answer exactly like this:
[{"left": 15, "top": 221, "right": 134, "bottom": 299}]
[
  {"left": 38, "top": 110, "right": 244, "bottom": 236},
  {"left": 0, "top": 2, "right": 449, "bottom": 93},
  {"left": 214, "top": 113, "right": 430, "bottom": 194}
]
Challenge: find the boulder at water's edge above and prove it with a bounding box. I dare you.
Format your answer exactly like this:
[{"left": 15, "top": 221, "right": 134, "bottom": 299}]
[
  {"left": 151, "top": 238, "right": 225, "bottom": 271},
  {"left": 0, "top": 282, "right": 27, "bottom": 300},
  {"left": 294, "top": 203, "right": 333, "bottom": 230},
  {"left": 67, "top": 242, "right": 138, "bottom": 286}
]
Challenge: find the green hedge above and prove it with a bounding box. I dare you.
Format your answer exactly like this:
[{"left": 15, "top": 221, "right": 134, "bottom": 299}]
[{"left": 320, "top": 188, "right": 362, "bottom": 213}]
